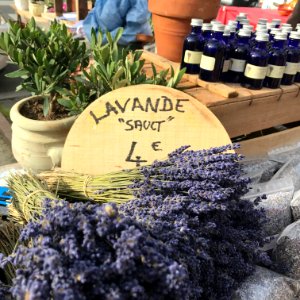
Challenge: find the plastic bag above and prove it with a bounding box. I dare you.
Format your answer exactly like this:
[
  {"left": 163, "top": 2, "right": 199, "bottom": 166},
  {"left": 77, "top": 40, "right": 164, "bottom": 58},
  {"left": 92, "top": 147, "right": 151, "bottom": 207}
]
[
  {"left": 241, "top": 158, "right": 282, "bottom": 184},
  {"left": 242, "top": 177, "right": 294, "bottom": 236},
  {"left": 291, "top": 190, "right": 300, "bottom": 221},
  {"left": 268, "top": 143, "right": 300, "bottom": 163},
  {"left": 233, "top": 266, "right": 300, "bottom": 300},
  {"left": 271, "top": 158, "right": 300, "bottom": 191},
  {"left": 273, "top": 219, "right": 300, "bottom": 280}
]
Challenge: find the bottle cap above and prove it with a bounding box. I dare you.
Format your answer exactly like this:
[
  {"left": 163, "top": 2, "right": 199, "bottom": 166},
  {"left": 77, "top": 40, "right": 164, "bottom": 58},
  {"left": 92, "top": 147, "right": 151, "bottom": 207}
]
[
  {"left": 212, "top": 24, "right": 225, "bottom": 32},
  {"left": 270, "top": 28, "right": 281, "bottom": 34},
  {"left": 202, "top": 23, "right": 213, "bottom": 31},
  {"left": 225, "top": 25, "right": 236, "bottom": 33},
  {"left": 210, "top": 20, "right": 221, "bottom": 25},
  {"left": 281, "top": 23, "right": 292, "bottom": 28},
  {"left": 267, "top": 22, "right": 276, "bottom": 30},
  {"left": 258, "top": 18, "right": 268, "bottom": 24},
  {"left": 240, "top": 19, "right": 250, "bottom": 25},
  {"left": 274, "top": 32, "right": 287, "bottom": 40},
  {"left": 243, "top": 24, "right": 254, "bottom": 32},
  {"left": 255, "top": 33, "right": 269, "bottom": 42},
  {"left": 238, "top": 29, "right": 251, "bottom": 37},
  {"left": 256, "top": 28, "right": 268, "bottom": 34},
  {"left": 290, "top": 31, "right": 300, "bottom": 39},
  {"left": 282, "top": 27, "right": 293, "bottom": 33},
  {"left": 191, "top": 18, "right": 203, "bottom": 27},
  {"left": 236, "top": 15, "right": 246, "bottom": 21},
  {"left": 228, "top": 20, "right": 238, "bottom": 27},
  {"left": 256, "top": 24, "right": 267, "bottom": 30},
  {"left": 272, "top": 19, "right": 281, "bottom": 25},
  {"left": 223, "top": 29, "right": 230, "bottom": 36}
]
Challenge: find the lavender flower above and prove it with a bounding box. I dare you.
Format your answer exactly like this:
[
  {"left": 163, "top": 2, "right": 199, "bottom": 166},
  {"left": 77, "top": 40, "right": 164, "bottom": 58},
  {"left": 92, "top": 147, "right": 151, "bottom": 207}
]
[
  {"left": 121, "top": 144, "right": 270, "bottom": 299},
  {"left": 3, "top": 200, "right": 190, "bottom": 300}
]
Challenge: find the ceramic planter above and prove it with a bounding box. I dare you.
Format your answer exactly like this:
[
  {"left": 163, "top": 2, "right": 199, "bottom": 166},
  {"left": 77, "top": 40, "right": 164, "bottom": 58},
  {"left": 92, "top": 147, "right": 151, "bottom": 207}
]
[
  {"left": 149, "top": 0, "right": 220, "bottom": 62},
  {"left": 10, "top": 96, "right": 76, "bottom": 172},
  {"left": 29, "top": 2, "right": 45, "bottom": 16}
]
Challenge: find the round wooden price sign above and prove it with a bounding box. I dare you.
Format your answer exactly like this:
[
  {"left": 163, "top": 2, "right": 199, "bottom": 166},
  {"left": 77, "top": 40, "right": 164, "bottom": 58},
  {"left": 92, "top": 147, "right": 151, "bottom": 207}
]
[{"left": 62, "top": 85, "right": 231, "bottom": 175}]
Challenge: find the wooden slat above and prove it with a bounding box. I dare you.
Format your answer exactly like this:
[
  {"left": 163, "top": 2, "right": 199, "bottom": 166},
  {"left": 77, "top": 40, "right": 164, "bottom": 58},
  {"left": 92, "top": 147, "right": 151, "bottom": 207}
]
[
  {"left": 238, "top": 126, "right": 300, "bottom": 158},
  {"left": 141, "top": 51, "right": 179, "bottom": 70},
  {"left": 211, "top": 89, "right": 300, "bottom": 138}
]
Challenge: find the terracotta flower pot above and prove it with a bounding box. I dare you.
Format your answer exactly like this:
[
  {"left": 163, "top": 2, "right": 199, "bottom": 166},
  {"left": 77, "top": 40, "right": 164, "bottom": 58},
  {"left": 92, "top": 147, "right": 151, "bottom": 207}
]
[
  {"left": 10, "top": 96, "right": 76, "bottom": 172},
  {"left": 149, "top": 0, "right": 220, "bottom": 62}
]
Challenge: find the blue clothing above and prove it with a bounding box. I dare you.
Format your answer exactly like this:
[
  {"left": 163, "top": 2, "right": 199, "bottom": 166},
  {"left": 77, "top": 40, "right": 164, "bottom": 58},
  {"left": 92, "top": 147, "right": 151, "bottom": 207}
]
[{"left": 83, "top": 0, "right": 152, "bottom": 45}]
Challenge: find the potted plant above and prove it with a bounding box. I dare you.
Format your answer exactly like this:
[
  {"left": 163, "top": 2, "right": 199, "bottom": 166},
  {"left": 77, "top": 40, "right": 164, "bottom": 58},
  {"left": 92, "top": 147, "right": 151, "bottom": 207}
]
[
  {"left": 148, "top": 0, "right": 221, "bottom": 62},
  {"left": 0, "top": 19, "right": 185, "bottom": 172},
  {"left": 0, "top": 18, "right": 89, "bottom": 171},
  {"left": 28, "top": 0, "right": 45, "bottom": 16}
]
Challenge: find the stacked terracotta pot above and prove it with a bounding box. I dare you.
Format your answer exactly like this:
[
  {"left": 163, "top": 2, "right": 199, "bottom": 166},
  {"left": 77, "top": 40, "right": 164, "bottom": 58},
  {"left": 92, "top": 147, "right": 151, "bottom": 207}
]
[{"left": 149, "top": 0, "right": 220, "bottom": 62}]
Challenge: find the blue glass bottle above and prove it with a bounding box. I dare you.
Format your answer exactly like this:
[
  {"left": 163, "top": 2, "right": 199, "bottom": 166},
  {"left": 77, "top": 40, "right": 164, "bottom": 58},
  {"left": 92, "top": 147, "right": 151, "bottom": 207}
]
[
  {"left": 199, "top": 24, "right": 226, "bottom": 82},
  {"left": 281, "top": 31, "right": 300, "bottom": 85},
  {"left": 242, "top": 33, "right": 269, "bottom": 90},
  {"left": 226, "top": 29, "right": 251, "bottom": 83},
  {"left": 264, "top": 33, "right": 287, "bottom": 89},
  {"left": 220, "top": 28, "right": 231, "bottom": 81},
  {"left": 202, "top": 23, "right": 213, "bottom": 40},
  {"left": 180, "top": 19, "right": 204, "bottom": 75}
]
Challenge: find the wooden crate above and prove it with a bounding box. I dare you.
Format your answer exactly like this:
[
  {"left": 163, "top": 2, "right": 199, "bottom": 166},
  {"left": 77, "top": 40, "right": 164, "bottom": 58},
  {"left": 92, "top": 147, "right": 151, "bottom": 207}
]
[
  {"left": 142, "top": 51, "right": 300, "bottom": 140},
  {"left": 141, "top": 51, "right": 300, "bottom": 158}
]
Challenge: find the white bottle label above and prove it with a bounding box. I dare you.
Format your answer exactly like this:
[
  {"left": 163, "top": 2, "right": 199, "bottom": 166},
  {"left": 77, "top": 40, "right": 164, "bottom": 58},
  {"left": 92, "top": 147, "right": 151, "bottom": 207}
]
[
  {"left": 244, "top": 64, "right": 268, "bottom": 79},
  {"left": 184, "top": 50, "right": 202, "bottom": 65},
  {"left": 266, "top": 65, "right": 285, "bottom": 79},
  {"left": 285, "top": 62, "right": 299, "bottom": 75},
  {"left": 298, "top": 62, "right": 300, "bottom": 73},
  {"left": 200, "top": 55, "right": 216, "bottom": 71},
  {"left": 230, "top": 58, "right": 246, "bottom": 72},
  {"left": 222, "top": 59, "right": 230, "bottom": 72}
]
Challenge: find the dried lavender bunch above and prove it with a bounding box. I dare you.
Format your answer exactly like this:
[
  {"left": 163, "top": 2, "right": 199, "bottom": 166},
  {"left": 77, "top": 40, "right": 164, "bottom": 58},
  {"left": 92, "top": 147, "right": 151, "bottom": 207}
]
[
  {"left": 1, "top": 200, "right": 190, "bottom": 300},
  {"left": 120, "top": 144, "right": 270, "bottom": 300},
  {"left": 0, "top": 281, "right": 11, "bottom": 300}
]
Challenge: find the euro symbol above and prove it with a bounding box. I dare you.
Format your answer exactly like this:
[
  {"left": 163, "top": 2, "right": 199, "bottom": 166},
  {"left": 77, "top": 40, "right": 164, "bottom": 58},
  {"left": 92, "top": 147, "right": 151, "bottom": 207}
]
[{"left": 151, "top": 142, "right": 162, "bottom": 151}]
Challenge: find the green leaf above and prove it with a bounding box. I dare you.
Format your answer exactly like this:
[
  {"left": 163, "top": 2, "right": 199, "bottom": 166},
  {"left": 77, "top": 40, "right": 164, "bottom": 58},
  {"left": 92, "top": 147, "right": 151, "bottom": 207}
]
[
  {"left": 112, "top": 67, "right": 124, "bottom": 88},
  {"left": 114, "top": 28, "right": 124, "bottom": 44},
  {"left": 106, "top": 30, "right": 113, "bottom": 46},
  {"left": 57, "top": 97, "right": 72, "bottom": 109},
  {"left": 43, "top": 96, "right": 49, "bottom": 117},
  {"left": 5, "top": 69, "right": 28, "bottom": 78}
]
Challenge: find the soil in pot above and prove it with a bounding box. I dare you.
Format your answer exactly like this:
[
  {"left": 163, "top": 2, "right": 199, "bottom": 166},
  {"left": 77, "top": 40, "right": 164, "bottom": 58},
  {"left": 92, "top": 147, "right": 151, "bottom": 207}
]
[{"left": 20, "top": 98, "right": 69, "bottom": 120}]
